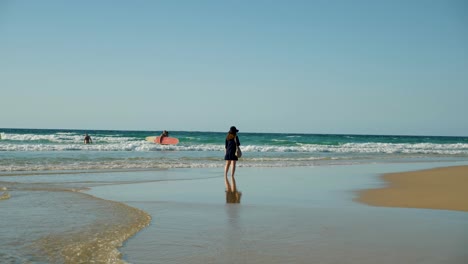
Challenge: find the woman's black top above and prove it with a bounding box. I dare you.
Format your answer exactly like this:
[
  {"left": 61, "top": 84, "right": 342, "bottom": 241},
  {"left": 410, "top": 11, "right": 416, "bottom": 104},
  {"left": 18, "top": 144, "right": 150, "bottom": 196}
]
[{"left": 225, "top": 136, "right": 240, "bottom": 160}]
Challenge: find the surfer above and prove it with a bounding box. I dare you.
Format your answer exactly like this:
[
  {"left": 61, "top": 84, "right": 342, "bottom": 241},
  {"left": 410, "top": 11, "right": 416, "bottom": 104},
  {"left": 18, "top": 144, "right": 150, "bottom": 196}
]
[
  {"left": 160, "top": 130, "right": 169, "bottom": 144},
  {"left": 84, "top": 133, "right": 92, "bottom": 144},
  {"left": 224, "top": 126, "right": 240, "bottom": 194}
]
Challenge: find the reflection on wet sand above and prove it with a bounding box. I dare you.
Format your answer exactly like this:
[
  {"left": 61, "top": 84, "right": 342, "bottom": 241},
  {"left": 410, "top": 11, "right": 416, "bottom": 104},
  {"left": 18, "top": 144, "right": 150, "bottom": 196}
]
[
  {"left": 226, "top": 190, "right": 242, "bottom": 203},
  {"left": 225, "top": 174, "right": 241, "bottom": 203}
]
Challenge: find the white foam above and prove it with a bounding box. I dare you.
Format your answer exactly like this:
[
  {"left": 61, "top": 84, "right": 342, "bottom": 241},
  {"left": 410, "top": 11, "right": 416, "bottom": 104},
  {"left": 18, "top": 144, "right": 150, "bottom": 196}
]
[
  {"left": 0, "top": 133, "right": 140, "bottom": 144},
  {"left": 1, "top": 140, "right": 468, "bottom": 155}
]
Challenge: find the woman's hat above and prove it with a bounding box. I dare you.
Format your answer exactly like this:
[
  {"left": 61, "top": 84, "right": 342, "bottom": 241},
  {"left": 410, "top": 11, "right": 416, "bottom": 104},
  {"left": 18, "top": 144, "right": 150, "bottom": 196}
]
[{"left": 229, "top": 126, "right": 239, "bottom": 133}]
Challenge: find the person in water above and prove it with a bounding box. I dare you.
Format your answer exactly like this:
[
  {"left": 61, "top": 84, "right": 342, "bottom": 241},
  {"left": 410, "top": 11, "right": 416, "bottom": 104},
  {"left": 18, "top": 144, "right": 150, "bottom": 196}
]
[
  {"left": 160, "top": 130, "right": 169, "bottom": 144},
  {"left": 84, "top": 133, "right": 92, "bottom": 144},
  {"left": 224, "top": 126, "right": 240, "bottom": 193}
]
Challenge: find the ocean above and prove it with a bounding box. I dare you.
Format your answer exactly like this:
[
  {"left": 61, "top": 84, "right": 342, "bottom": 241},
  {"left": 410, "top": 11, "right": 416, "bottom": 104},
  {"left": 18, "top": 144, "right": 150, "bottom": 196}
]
[
  {"left": 1, "top": 128, "right": 468, "bottom": 263},
  {"left": 1, "top": 128, "right": 467, "bottom": 173}
]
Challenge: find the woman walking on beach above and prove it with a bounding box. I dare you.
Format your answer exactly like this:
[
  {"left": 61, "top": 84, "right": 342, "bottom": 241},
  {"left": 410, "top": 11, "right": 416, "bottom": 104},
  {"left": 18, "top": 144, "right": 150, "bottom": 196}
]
[{"left": 224, "top": 126, "right": 240, "bottom": 193}]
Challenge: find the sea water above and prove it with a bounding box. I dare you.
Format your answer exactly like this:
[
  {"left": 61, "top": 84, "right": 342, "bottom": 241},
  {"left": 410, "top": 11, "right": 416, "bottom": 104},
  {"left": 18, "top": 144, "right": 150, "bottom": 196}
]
[
  {"left": 1, "top": 128, "right": 468, "bottom": 263},
  {"left": 1, "top": 128, "right": 467, "bottom": 172}
]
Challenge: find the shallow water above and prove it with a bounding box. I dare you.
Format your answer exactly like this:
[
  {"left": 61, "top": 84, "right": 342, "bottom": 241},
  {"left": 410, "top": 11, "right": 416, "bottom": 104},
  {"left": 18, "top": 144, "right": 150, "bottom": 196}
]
[
  {"left": 1, "top": 162, "right": 467, "bottom": 263},
  {"left": 0, "top": 172, "right": 152, "bottom": 263},
  {"left": 88, "top": 163, "right": 468, "bottom": 264}
]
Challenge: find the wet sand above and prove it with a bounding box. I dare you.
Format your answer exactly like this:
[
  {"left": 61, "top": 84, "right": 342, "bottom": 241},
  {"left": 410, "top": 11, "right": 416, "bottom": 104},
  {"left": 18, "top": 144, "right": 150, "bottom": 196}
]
[
  {"left": 87, "top": 164, "right": 468, "bottom": 264},
  {"left": 358, "top": 165, "right": 468, "bottom": 212},
  {"left": 2, "top": 163, "right": 468, "bottom": 263}
]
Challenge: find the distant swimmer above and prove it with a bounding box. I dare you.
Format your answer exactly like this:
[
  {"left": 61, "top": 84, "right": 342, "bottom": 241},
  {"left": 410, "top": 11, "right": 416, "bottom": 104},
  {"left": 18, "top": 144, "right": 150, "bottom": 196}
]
[{"left": 84, "top": 133, "right": 92, "bottom": 144}]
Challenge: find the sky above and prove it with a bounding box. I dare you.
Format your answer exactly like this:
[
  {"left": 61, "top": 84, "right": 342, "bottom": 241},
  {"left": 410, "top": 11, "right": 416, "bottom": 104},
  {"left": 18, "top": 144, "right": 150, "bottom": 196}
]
[{"left": 1, "top": 0, "right": 467, "bottom": 136}]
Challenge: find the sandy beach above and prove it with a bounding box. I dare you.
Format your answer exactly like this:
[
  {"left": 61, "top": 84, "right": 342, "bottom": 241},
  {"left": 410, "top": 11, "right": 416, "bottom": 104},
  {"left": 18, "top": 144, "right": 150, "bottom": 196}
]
[{"left": 357, "top": 165, "right": 468, "bottom": 212}]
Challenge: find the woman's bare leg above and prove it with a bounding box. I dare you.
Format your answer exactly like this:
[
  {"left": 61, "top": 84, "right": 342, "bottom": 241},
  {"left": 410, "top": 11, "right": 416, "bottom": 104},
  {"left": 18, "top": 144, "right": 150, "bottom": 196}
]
[
  {"left": 224, "top": 160, "right": 232, "bottom": 192},
  {"left": 230, "top": 160, "right": 237, "bottom": 192}
]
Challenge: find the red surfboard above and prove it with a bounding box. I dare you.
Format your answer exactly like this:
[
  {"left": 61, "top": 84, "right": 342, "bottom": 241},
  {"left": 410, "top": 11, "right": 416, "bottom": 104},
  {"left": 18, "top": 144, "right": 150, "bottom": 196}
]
[{"left": 145, "top": 136, "right": 179, "bottom": 145}]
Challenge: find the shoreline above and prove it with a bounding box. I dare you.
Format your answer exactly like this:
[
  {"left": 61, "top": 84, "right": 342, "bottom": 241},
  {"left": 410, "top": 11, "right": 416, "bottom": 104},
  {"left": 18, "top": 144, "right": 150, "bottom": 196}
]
[
  {"left": 35, "top": 191, "right": 152, "bottom": 264},
  {"left": 357, "top": 165, "right": 468, "bottom": 212}
]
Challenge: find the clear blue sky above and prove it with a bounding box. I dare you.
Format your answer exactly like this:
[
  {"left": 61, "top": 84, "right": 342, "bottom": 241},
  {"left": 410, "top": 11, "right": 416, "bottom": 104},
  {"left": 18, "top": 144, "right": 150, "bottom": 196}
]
[{"left": 1, "top": 0, "right": 467, "bottom": 136}]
